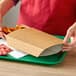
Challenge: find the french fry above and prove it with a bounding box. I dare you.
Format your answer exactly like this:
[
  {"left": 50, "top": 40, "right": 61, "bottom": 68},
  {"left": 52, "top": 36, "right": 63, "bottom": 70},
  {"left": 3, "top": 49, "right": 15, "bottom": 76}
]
[{"left": 2, "top": 25, "right": 26, "bottom": 34}]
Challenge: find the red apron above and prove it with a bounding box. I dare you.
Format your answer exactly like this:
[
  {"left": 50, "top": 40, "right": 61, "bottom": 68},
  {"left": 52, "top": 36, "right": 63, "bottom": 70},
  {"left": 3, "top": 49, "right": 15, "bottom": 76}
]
[{"left": 17, "top": 0, "right": 76, "bottom": 35}]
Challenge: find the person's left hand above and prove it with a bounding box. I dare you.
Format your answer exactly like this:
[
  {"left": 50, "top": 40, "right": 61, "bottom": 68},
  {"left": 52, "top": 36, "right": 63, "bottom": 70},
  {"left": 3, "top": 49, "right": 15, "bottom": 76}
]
[{"left": 63, "top": 22, "right": 76, "bottom": 51}]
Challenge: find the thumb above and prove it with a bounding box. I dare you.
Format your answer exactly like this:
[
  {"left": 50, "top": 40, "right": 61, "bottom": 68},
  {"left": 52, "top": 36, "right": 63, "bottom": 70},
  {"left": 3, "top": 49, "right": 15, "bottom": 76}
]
[{"left": 63, "top": 30, "right": 71, "bottom": 44}]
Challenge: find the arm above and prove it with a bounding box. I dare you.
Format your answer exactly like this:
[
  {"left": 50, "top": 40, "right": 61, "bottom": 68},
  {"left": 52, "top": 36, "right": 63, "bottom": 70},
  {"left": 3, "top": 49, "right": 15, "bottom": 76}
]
[
  {"left": 0, "top": 0, "right": 15, "bottom": 38},
  {"left": 0, "top": 0, "right": 15, "bottom": 25},
  {"left": 0, "top": 0, "right": 15, "bottom": 17},
  {"left": 0, "top": 0, "right": 19, "bottom": 55}
]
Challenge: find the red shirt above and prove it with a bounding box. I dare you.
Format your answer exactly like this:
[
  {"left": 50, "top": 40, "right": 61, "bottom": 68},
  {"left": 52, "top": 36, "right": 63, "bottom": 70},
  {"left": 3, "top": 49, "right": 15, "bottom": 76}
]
[{"left": 17, "top": 0, "right": 76, "bottom": 35}]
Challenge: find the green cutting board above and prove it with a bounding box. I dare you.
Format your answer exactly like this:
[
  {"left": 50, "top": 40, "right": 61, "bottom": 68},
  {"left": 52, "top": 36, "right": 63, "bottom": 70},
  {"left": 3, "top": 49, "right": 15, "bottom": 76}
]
[{"left": 0, "top": 35, "right": 67, "bottom": 65}]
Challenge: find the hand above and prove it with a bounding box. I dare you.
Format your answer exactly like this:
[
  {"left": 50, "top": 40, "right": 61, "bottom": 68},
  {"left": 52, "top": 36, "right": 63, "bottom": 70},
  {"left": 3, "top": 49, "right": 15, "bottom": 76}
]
[{"left": 63, "top": 22, "right": 76, "bottom": 51}]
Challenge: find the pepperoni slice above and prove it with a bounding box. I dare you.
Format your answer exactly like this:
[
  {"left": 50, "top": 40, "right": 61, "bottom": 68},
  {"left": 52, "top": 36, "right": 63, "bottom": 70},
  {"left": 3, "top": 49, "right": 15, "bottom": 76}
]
[{"left": 0, "top": 44, "right": 12, "bottom": 55}]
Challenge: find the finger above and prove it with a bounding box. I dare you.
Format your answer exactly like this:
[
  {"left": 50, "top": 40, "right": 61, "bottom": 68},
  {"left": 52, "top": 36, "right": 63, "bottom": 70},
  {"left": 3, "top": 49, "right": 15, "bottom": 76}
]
[
  {"left": 62, "top": 44, "right": 75, "bottom": 51},
  {"left": 63, "top": 30, "right": 71, "bottom": 44},
  {"left": 63, "top": 43, "right": 73, "bottom": 49},
  {"left": 63, "top": 43, "right": 70, "bottom": 46},
  {"left": 62, "top": 44, "right": 72, "bottom": 51},
  {"left": 63, "top": 46, "right": 72, "bottom": 50},
  {"left": 62, "top": 48, "right": 71, "bottom": 51}
]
